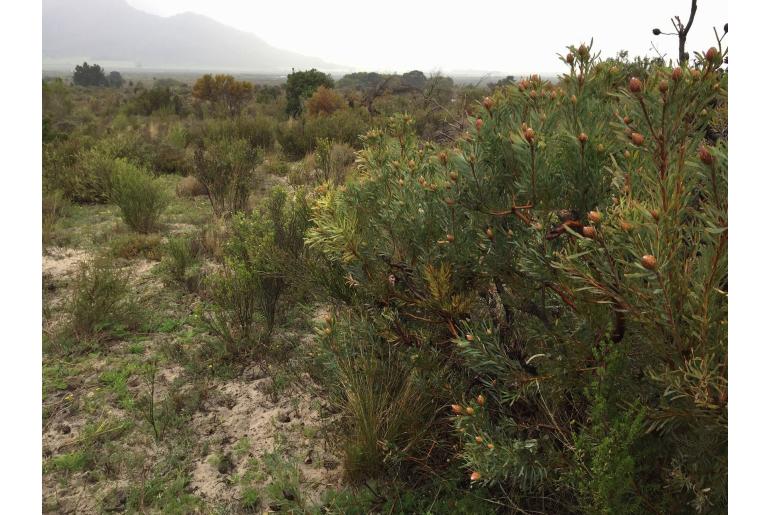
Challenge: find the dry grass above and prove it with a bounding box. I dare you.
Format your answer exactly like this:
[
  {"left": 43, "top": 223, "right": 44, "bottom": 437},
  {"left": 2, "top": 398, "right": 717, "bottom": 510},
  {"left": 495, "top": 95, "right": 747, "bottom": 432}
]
[{"left": 176, "top": 175, "right": 208, "bottom": 198}]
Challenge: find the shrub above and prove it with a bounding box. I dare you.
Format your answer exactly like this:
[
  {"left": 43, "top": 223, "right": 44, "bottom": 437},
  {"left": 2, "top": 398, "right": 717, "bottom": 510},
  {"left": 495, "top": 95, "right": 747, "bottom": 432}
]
[
  {"left": 124, "top": 86, "right": 183, "bottom": 116},
  {"left": 192, "top": 74, "right": 253, "bottom": 116},
  {"left": 305, "top": 108, "right": 369, "bottom": 149},
  {"left": 161, "top": 236, "right": 201, "bottom": 291},
  {"left": 69, "top": 258, "right": 134, "bottom": 340},
  {"left": 306, "top": 85, "right": 345, "bottom": 116},
  {"left": 285, "top": 69, "right": 334, "bottom": 116},
  {"left": 319, "top": 319, "right": 448, "bottom": 481},
  {"left": 60, "top": 146, "right": 119, "bottom": 203},
  {"left": 262, "top": 156, "right": 290, "bottom": 177},
  {"left": 307, "top": 41, "right": 728, "bottom": 511},
  {"left": 277, "top": 109, "right": 369, "bottom": 160},
  {"left": 110, "top": 160, "right": 169, "bottom": 233},
  {"left": 42, "top": 189, "right": 69, "bottom": 244},
  {"left": 276, "top": 119, "right": 309, "bottom": 159},
  {"left": 315, "top": 139, "right": 355, "bottom": 185},
  {"left": 192, "top": 117, "right": 276, "bottom": 151},
  {"left": 234, "top": 116, "right": 276, "bottom": 150},
  {"left": 108, "top": 233, "right": 163, "bottom": 260},
  {"left": 193, "top": 137, "right": 261, "bottom": 217},
  {"left": 72, "top": 62, "right": 107, "bottom": 87},
  {"left": 202, "top": 188, "right": 311, "bottom": 356},
  {"left": 176, "top": 175, "right": 208, "bottom": 198}
]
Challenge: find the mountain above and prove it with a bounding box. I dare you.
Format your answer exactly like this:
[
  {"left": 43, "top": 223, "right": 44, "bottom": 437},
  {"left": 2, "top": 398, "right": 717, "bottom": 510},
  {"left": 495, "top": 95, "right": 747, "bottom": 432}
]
[{"left": 42, "top": 0, "right": 346, "bottom": 73}]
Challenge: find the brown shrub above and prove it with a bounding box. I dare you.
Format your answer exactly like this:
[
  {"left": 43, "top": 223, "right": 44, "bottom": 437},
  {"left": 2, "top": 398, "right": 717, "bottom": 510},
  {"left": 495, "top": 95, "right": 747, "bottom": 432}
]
[
  {"left": 306, "top": 86, "right": 345, "bottom": 116},
  {"left": 176, "top": 175, "right": 208, "bottom": 198}
]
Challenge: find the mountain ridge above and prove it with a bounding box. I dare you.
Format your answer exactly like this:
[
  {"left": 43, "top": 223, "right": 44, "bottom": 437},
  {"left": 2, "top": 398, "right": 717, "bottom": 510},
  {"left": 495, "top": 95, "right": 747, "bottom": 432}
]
[{"left": 42, "top": 0, "right": 349, "bottom": 73}]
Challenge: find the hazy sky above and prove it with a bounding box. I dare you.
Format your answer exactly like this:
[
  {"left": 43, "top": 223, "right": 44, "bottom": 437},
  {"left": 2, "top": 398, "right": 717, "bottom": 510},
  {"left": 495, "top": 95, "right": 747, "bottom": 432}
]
[{"left": 125, "top": 0, "right": 728, "bottom": 73}]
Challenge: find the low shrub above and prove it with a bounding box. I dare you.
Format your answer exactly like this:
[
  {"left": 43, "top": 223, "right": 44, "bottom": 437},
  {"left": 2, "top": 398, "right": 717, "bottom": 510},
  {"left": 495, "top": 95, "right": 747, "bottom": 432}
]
[
  {"left": 304, "top": 107, "right": 369, "bottom": 148},
  {"left": 319, "top": 319, "right": 447, "bottom": 482},
  {"left": 191, "top": 116, "right": 276, "bottom": 150},
  {"left": 306, "top": 85, "right": 345, "bottom": 116},
  {"left": 261, "top": 156, "right": 290, "bottom": 177},
  {"left": 160, "top": 235, "right": 201, "bottom": 291},
  {"left": 287, "top": 153, "right": 316, "bottom": 186},
  {"left": 61, "top": 147, "right": 119, "bottom": 203},
  {"left": 69, "top": 258, "right": 136, "bottom": 340},
  {"left": 175, "top": 175, "right": 208, "bottom": 198},
  {"left": 42, "top": 189, "right": 70, "bottom": 244},
  {"left": 201, "top": 188, "right": 311, "bottom": 357},
  {"left": 276, "top": 119, "right": 309, "bottom": 160},
  {"left": 193, "top": 136, "right": 262, "bottom": 217},
  {"left": 315, "top": 139, "right": 356, "bottom": 185},
  {"left": 110, "top": 160, "right": 169, "bottom": 233},
  {"left": 108, "top": 233, "right": 163, "bottom": 260}
]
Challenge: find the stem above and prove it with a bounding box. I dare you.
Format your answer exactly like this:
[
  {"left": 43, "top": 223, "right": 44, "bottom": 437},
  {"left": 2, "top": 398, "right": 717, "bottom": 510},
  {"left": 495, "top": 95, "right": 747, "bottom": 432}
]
[{"left": 530, "top": 144, "right": 537, "bottom": 205}]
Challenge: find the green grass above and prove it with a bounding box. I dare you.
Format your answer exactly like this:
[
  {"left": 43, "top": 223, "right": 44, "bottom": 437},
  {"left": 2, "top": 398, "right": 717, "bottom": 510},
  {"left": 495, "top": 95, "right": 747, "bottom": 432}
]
[{"left": 46, "top": 451, "right": 88, "bottom": 473}]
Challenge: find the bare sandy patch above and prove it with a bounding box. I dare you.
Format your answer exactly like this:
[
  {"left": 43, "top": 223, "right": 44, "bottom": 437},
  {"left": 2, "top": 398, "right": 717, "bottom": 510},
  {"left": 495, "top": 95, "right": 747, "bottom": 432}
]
[{"left": 189, "top": 371, "right": 343, "bottom": 507}]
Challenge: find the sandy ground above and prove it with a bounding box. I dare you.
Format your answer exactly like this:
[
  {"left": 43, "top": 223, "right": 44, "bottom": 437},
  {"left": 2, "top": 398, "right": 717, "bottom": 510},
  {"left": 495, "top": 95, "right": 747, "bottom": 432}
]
[{"left": 43, "top": 246, "right": 342, "bottom": 513}]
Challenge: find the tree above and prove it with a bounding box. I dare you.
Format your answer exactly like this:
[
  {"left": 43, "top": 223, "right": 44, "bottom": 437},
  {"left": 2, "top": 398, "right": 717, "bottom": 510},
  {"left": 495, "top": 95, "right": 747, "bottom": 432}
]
[
  {"left": 72, "top": 62, "right": 107, "bottom": 87},
  {"left": 651, "top": 0, "right": 698, "bottom": 65},
  {"left": 108, "top": 71, "right": 124, "bottom": 88},
  {"left": 285, "top": 68, "right": 334, "bottom": 117},
  {"left": 192, "top": 74, "right": 254, "bottom": 116},
  {"left": 400, "top": 70, "right": 427, "bottom": 90}
]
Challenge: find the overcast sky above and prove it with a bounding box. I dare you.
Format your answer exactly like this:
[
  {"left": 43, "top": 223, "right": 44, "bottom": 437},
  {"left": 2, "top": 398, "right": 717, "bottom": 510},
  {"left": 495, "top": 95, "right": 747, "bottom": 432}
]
[{"left": 125, "top": 0, "right": 728, "bottom": 74}]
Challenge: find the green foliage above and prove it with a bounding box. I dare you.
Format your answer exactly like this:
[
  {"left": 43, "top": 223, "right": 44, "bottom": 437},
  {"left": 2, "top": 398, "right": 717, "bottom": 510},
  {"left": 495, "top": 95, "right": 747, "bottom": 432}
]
[
  {"left": 285, "top": 68, "right": 334, "bottom": 117},
  {"left": 68, "top": 258, "right": 136, "bottom": 341},
  {"left": 277, "top": 108, "right": 369, "bottom": 159},
  {"left": 108, "top": 71, "right": 124, "bottom": 88},
  {"left": 318, "top": 318, "right": 448, "bottom": 482},
  {"left": 160, "top": 235, "right": 201, "bottom": 290},
  {"left": 72, "top": 62, "right": 108, "bottom": 87},
  {"left": 42, "top": 189, "right": 70, "bottom": 244},
  {"left": 193, "top": 132, "right": 262, "bottom": 217},
  {"left": 194, "top": 116, "right": 276, "bottom": 150},
  {"left": 307, "top": 41, "right": 728, "bottom": 512},
  {"left": 314, "top": 138, "right": 356, "bottom": 185},
  {"left": 110, "top": 160, "right": 169, "bottom": 233},
  {"left": 125, "top": 86, "right": 183, "bottom": 116},
  {"left": 202, "top": 188, "right": 311, "bottom": 356},
  {"left": 49, "top": 145, "right": 114, "bottom": 203},
  {"left": 108, "top": 232, "right": 163, "bottom": 260}
]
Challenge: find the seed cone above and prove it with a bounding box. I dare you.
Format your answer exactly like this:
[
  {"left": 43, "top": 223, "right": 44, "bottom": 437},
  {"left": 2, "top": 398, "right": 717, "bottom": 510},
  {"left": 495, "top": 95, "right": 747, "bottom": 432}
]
[
  {"left": 641, "top": 254, "right": 657, "bottom": 270},
  {"left": 699, "top": 145, "right": 715, "bottom": 165}
]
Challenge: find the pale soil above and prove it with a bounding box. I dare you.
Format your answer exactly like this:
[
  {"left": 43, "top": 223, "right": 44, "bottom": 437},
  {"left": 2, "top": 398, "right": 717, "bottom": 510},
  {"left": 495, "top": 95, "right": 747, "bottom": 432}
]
[
  {"left": 43, "top": 245, "right": 342, "bottom": 513},
  {"left": 189, "top": 370, "right": 343, "bottom": 507}
]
